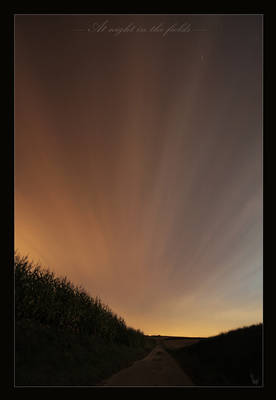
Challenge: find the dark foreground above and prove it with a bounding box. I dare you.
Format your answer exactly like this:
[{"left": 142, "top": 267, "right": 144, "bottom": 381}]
[
  {"left": 15, "top": 319, "right": 154, "bottom": 386},
  {"left": 14, "top": 254, "right": 154, "bottom": 386},
  {"left": 165, "top": 324, "right": 263, "bottom": 386},
  {"left": 14, "top": 253, "right": 262, "bottom": 386},
  {"left": 99, "top": 342, "right": 194, "bottom": 386}
]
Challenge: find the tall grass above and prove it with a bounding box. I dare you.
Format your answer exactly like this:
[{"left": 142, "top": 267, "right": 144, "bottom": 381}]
[
  {"left": 14, "top": 252, "right": 154, "bottom": 385},
  {"left": 167, "top": 324, "right": 263, "bottom": 386},
  {"left": 15, "top": 252, "right": 145, "bottom": 347}
]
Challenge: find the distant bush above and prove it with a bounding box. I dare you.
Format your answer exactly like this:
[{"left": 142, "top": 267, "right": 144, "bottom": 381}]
[
  {"left": 15, "top": 252, "right": 145, "bottom": 347},
  {"left": 168, "top": 324, "right": 263, "bottom": 386}
]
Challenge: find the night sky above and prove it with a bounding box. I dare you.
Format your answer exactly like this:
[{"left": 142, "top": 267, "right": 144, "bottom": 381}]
[{"left": 15, "top": 14, "right": 263, "bottom": 337}]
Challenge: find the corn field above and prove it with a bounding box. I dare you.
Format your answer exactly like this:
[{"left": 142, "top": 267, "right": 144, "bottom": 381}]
[{"left": 14, "top": 252, "right": 146, "bottom": 347}]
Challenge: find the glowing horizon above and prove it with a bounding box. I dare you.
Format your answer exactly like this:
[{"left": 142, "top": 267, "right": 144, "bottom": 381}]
[{"left": 15, "top": 14, "right": 263, "bottom": 338}]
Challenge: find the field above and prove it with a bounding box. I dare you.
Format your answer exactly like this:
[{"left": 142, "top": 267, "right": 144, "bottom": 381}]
[
  {"left": 163, "top": 337, "right": 202, "bottom": 350},
  {"left": 165, "top": 325, "right": 263, "bottom": 386},
  {"left": 14, "top": 252, "right": 262, "bottom": 387},
  {"left": 14, "top": 253, "right": 154, "bottom": 386}
]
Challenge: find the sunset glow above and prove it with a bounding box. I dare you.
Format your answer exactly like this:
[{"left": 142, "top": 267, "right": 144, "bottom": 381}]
[{"left": 15, "top": 14, "right": 262, "bottom": 337}]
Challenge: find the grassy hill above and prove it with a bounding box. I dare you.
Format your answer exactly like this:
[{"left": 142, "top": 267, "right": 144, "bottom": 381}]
[
  {"left": 14, "top": 252, "right": 154, "bottom": 386},
  {"left": 167, "top": 324, "right": 263, "bottom": 386}
]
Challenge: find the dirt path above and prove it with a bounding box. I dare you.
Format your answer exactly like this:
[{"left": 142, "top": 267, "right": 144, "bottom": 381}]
[{"left": 98, "top": 343, "right": 194, "bottom": 387}]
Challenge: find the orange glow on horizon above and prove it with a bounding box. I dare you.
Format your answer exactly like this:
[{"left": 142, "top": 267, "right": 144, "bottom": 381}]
[{"left": 15, "top": 14, "right": 263, "bottom": 338}]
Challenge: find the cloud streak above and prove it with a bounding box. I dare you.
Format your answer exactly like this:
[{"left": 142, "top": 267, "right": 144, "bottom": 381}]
[{"left": 15, "top": 14, "right": 262, "bottom": 336}]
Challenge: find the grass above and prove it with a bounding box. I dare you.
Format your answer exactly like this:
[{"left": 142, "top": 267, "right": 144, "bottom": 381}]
[
  {"left": 167, "top": 324, "right": 263, "bottom": 386},
  {"left": 14, "top": 252, "right": 155, "bottom": 386},
  {"left": 15, "top": 319, "right": 153, "bottom": 386}
]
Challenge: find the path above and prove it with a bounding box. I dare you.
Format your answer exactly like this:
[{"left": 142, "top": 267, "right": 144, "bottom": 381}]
[{"left": 98, "top": 343, "right": 194, "bottom": 387}]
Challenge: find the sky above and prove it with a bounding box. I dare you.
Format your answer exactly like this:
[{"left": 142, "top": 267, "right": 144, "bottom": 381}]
[{"left": 15, "top": 14, "right": 263, "bottom": 337}]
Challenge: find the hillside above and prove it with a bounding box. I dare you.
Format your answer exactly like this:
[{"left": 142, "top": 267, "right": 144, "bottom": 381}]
[
  {"left": 166, "top": 324, "right": 263, "bottom": 386},
  {"left": 14, "top": 252, "right": 262, "bottom": 386},
  {"left": 14, "top": 253, "right": 154, "bottom": 386}
]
